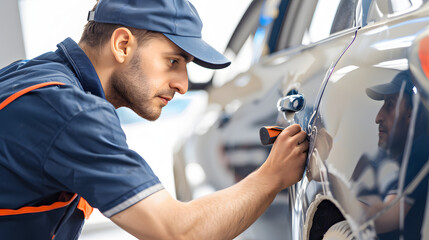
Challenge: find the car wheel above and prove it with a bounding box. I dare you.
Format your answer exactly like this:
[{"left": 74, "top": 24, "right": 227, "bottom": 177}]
[{"left": 322, "top": 220, "right": 355, "bottom": 240}]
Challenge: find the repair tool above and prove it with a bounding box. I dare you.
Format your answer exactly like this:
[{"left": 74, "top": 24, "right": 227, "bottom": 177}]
[{"left": 259, "top": 126, "right": 285, "bottom": 145}]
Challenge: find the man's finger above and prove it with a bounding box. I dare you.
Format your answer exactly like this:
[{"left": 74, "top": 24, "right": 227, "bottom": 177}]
[
  {"left": 282, "top": 124, "right": 302, "bottom": 137},
  {"left": 295, "top": 131, "right": 308, "bottom": 144},
  {"left": 299, "top": 140, "right": 310, "bottom": 153}
]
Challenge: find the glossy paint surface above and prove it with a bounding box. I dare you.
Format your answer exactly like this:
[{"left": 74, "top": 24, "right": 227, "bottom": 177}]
[{"left": 284, "top": 1, "right": 429, "bottom": 239}]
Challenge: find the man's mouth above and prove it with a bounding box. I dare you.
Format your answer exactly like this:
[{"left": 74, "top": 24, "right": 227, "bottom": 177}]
[
  {"left": 378, "top": 125, "right": 388, "bottom": 137},
  {"left": 159, "top": 96, "right": 173, "bottom": 106}
]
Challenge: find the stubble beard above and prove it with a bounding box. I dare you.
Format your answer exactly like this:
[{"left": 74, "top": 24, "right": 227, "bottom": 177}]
[
  {"left": 110, "top": 55, "right": 162, "bottom": 121},
  {"left": 378, "top": 120, "right": 409, "bottom": 156}
]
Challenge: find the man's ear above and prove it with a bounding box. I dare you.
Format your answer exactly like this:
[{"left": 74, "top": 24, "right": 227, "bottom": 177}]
[{"left": 110, "top": 27, "right": 137, "bottom": 64}]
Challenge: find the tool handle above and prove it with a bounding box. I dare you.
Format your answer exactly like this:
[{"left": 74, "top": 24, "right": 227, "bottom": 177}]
[{"left": 259, "top": 126, "right": 285, "bottom": 145}]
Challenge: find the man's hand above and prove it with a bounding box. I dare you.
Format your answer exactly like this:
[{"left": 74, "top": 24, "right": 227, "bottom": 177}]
[
  {"left": 110, "top": 124, "right": 309, "bottom": 240},
  {"left": 258, "top": 124, "right": 309, "bottom": 190}
]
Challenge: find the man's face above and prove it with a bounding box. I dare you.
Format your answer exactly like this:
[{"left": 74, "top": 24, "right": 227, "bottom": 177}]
[
  {"left": 109, "top": 35, "right": 193, "bottom": 121},
  {"left": 375, "top": 94, "right": 412, "bottom": 152}
]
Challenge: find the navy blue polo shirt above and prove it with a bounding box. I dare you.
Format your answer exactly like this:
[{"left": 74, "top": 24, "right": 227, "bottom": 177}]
[{"left": 0, "top": 38, "right": 163, "bottom": 217}]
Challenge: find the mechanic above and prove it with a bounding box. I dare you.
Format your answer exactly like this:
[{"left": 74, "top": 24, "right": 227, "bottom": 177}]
[{"left": 0, "top": 0, "right": 309, "bottom": 239}]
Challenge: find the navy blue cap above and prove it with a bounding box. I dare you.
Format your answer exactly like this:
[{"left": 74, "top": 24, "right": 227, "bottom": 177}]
[
  {"left": 366, "top": 70, "right": 415, "bottom": 100},
  {"left": 87, "top": 0, "right": 231, "bottom": 69}
]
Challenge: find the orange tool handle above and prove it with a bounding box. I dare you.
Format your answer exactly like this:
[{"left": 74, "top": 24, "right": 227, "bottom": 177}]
[{"left": 259, "top": 126, "right": 285, "bottom": 145}]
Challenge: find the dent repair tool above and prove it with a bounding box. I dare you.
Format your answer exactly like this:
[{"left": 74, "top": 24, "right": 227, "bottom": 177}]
[{"left": 259, "top": 126, "right": 285, "bottom": 145}]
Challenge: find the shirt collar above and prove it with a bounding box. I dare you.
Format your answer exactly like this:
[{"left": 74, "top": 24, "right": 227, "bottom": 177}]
[{"left": 56, "top": 38, "right": 106, "bottom": 99}]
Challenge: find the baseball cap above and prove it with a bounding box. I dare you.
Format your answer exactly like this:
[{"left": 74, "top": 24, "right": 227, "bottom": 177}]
[
  {"left": 366, "top": 70, "right": 415, "bottom": 100},
  {"left": 87, "top": 0, "right": 231, "bottom": 69}
]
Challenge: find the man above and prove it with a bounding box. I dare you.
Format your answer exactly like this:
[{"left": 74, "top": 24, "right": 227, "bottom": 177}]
[
  {"left": 352, "top": 70, "right": 429, "bottom": 239},
  {"left": 0, "top": 0, "right": 308, "bottom": 239}
]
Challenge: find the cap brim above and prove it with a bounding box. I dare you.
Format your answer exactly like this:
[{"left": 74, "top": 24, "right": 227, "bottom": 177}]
[
  {"left": 366, "top": 83, "right": 400, "bottom": 100},
  {"left": 163, "top": 33, "right": 231, "bottom": 69}
]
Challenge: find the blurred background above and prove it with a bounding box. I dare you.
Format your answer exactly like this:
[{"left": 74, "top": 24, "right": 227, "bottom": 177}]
[{"left": 0, "top": 0, "right": 252, "bottom": 239}]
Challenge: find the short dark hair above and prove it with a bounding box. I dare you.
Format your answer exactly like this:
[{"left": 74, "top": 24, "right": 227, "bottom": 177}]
[{"left": 79, "top": 3, "right": 160, "bottom": 50}]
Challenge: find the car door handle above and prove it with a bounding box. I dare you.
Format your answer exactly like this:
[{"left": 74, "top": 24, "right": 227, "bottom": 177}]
[{"left": 277, "top": 94, "right": 305, "bottom": 113}]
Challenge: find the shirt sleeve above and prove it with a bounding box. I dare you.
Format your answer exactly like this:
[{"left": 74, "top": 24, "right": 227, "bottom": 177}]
[{"left": 43, "top": 104, "right": 164, "bottom": 217}]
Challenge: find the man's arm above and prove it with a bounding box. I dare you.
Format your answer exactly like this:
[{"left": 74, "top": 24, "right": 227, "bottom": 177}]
[{"left": 110, "top": 124, "right": 308, "bottom": 239}]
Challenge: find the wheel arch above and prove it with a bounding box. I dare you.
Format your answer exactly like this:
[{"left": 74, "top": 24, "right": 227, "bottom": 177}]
[{"left": 303, "top": 194, "right": 349, "bottom": 240}]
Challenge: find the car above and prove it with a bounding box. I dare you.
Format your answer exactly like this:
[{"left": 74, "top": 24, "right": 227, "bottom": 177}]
[
  {"left": 266, "top": 0, "right": 429, "bottom": 239},
  {"left": 175, "top": 0, "right": 429, "bottom": 239},
  {"left": 173, "top": 0, "right": 358, "bottom": 239},
  {"left": 275, "top": 0, "right": 429, "bottom": 239}
]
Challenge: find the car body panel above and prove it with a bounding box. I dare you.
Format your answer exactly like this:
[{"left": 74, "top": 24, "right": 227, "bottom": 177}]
[{"left": 287, "top": 1, "right": 429, "bottom": 239}]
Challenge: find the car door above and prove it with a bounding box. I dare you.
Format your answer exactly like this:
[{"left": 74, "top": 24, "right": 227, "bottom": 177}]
[
  {"left": 295, "top": 0, "right": 429, "bottom": 239},
  {"left": 265, "top": 1, "right": 363, "bottom": 239}
]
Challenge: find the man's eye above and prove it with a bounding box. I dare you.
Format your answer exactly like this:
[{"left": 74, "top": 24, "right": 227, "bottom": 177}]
[
  {"left": 170, "top": 59, "right": 178, "bottom": 64},
  {"left": 386, "top": 100, "right": 394, "bottom": 110}
]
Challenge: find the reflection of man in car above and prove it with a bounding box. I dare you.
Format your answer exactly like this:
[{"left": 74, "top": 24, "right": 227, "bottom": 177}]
[
  {"left": 368, "top": 71, "right": 414, "bottom": 155},
  {"left": 351, "top": 70, "right": 429, "bottom": 239}
]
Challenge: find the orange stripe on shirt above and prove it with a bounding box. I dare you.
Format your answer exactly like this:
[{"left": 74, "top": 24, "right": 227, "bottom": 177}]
[
  {"left": 0, "top": 193, "right": 77, "bottom": 216},
  {"left": 0, "top": 81, "right": 65, "bottom": 110}
]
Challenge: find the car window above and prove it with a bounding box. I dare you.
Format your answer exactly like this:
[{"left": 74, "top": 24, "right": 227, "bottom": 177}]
[
  {"left": 187, "top": 0, "right": 253, "bottom": 86},
  {"left": 366, "top": 0, "right": 427, "bottom": 24},
  {"left": 302, "top": 0, "right": 342, "bottom": 45},
  {"left": 302, "top": 0, "right": 358, "bottom": 45},
  {"left": 211, "top": 0, "right": 270, "bottom": 87},
  {"left": 189, "top": 0, "right": 264, "bottom": 88},
  {"left": 275, "top": 0, "right": 358, "bottom": 50}
]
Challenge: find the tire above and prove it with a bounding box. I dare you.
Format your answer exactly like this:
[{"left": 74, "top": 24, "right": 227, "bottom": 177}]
[{"left": 322, "top": 220, "right": 355, "bottom": 240}]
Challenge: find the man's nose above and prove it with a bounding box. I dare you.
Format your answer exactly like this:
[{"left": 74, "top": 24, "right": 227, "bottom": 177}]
[
  {"left": 170, "top": 68, "right": 188, "bottom": 95},
  {"left": 375, "top": 108, "right": 384, "bottom": 124}
]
